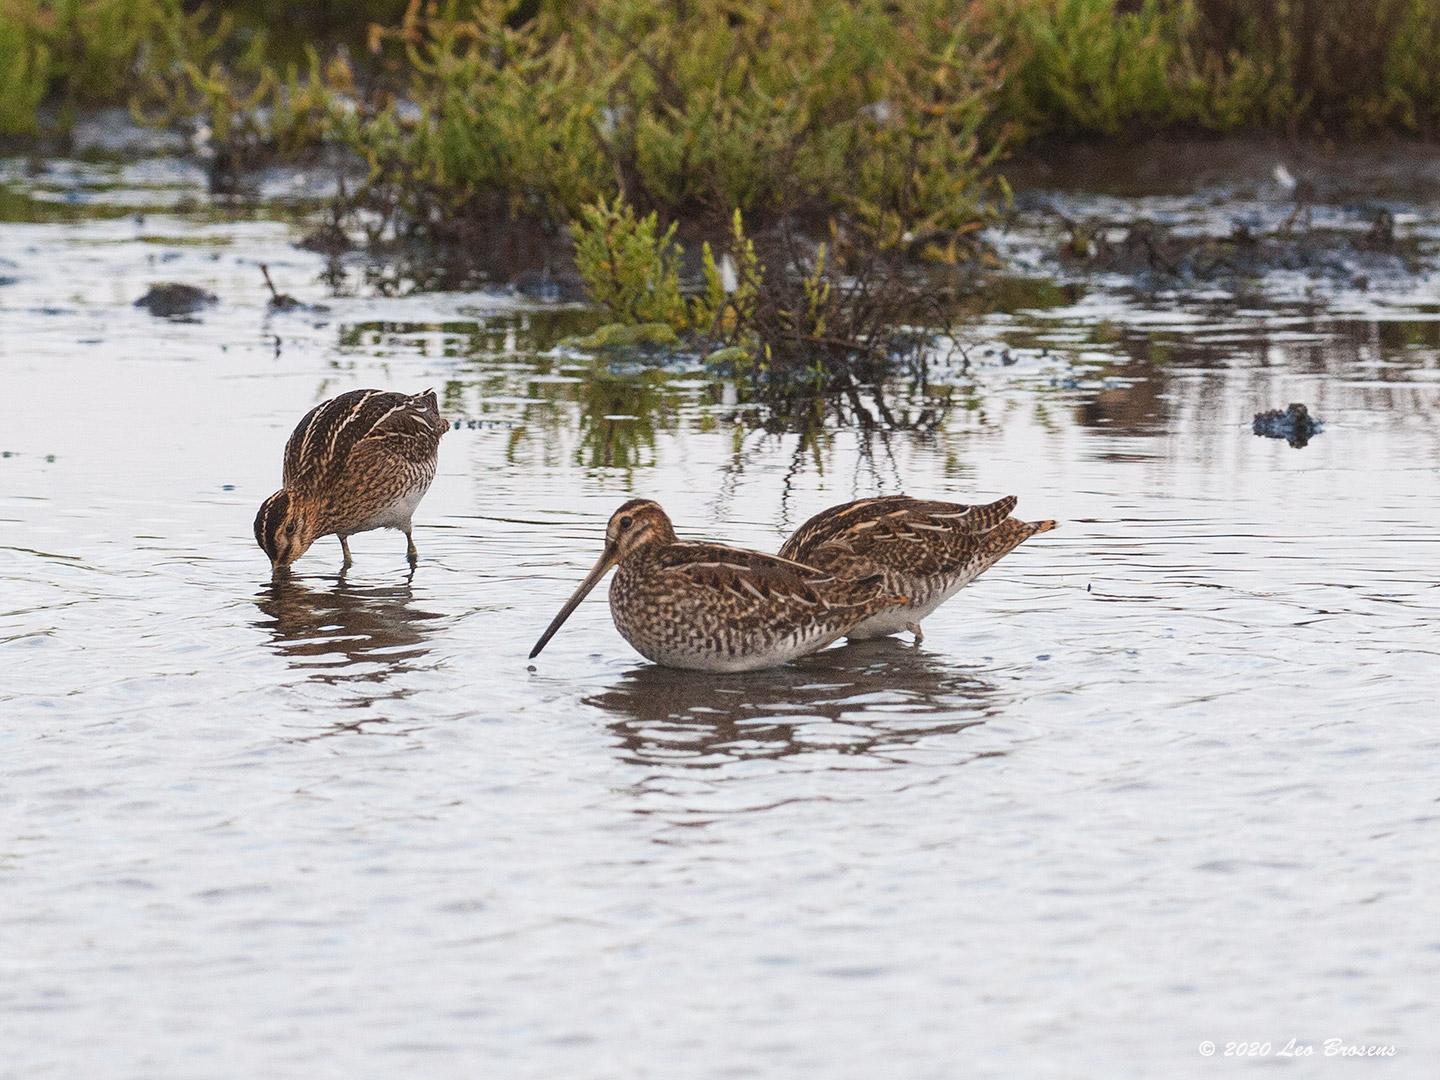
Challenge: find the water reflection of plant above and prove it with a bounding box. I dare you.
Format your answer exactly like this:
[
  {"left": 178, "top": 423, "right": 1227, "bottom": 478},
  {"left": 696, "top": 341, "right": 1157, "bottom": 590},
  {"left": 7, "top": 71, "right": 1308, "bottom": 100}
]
[
  {"left": 572, "top": 367, "right": 669, "bottom": 471},
  {"left": 327, "top": 311, "right": 961, "bottom": 473},
  {"left": 318, "top": 218, "right": 593, "bottom": 298},
  {"left": 336, "top": 311, "right": 594, "bottom": 356}
]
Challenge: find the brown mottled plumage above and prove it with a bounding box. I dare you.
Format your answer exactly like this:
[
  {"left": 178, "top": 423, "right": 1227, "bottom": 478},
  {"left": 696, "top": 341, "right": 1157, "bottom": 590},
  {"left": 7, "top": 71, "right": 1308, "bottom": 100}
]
[
  {"left": 529, "top": 499, "right": 906, "bottom": 672},
  {"left": 254, "top": 388, "right": 447, "bottom": 572},
  {"left": 779, "top": 495, "right": 1055, "bottom": 642}
]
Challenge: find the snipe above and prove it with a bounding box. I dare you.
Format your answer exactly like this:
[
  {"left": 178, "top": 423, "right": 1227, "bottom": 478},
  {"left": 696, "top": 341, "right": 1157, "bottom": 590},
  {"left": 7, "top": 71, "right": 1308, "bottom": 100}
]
[
  {"left": 529, "top": 499, "right": 905, "bottom": 672},
  {"left": 255, "top": 388, "right": 447, "bottom": 572},
  {"left": 779, "top": 495, "right": 1055, "bottom": 642}
]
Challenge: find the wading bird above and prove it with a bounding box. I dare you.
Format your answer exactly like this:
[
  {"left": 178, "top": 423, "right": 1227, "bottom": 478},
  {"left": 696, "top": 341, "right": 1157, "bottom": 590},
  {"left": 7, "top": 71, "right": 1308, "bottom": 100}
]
[
  {"left": 254, "top": 388, "right": 447, "bottom": 573},
  {"left": 529, "top": 499, "right": 906, "bottom": 672},
  {"left": 779, "top": 495, "right": 1055, "bottom": 643}
]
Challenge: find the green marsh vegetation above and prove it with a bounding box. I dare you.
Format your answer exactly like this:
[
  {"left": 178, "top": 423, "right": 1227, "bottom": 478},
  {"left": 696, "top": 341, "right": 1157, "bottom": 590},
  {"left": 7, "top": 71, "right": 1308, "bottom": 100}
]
[{"left": 6, "top": 0, "right": 1440, "bottom": 391}]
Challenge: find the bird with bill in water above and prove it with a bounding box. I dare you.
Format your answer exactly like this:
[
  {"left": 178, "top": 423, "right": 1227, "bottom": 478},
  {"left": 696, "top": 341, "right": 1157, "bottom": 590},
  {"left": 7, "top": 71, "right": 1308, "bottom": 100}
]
[
  {"left": 529, "top": 499, "right": 906, "bottom": 673},
  {"left": 254, "top": 388, "right": 447, "bottom": 573}
]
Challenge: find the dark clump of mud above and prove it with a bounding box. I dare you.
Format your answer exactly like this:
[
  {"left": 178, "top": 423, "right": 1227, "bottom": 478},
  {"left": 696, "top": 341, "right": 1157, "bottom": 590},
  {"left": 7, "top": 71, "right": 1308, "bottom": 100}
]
[
  {"left": 134, "top": 282, "right": 217, "bottom": 317},
  {"left": 1007, "top": 137, "right": 1440, "bottom": 291},
  {"left": 296, "top": 221, "right": 352, "bottom": 258},
  {"left": 1254, "top": 403, "right": 1323, "bottom": 448}
]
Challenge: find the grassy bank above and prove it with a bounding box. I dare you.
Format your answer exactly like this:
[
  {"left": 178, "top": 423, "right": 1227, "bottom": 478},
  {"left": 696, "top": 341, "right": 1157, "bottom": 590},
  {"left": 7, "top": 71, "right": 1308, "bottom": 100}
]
[
  {"left": 9, "top": 2, "right": 1440, "bottom": 144},
  {"left": 6, "top": 0, "right": 1440, "bottom": 385}
]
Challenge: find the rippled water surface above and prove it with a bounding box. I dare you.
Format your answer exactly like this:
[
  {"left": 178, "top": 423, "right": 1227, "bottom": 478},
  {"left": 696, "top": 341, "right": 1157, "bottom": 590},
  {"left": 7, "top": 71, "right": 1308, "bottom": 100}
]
[{"left": 3, "top": 153, "right": 1439, "bottom": 1078}]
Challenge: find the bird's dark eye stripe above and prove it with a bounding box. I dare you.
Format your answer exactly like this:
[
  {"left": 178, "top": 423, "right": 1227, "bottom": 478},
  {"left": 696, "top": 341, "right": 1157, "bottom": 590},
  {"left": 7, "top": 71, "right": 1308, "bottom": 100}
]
[{"left": 256, "top": 494, "right": 287, "bottom": 559}]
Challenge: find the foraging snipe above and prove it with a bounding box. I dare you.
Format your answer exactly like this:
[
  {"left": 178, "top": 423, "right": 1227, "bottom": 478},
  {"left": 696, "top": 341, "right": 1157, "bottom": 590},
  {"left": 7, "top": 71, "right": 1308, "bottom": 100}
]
[
  {"left": 529, "top": 499, "right": 906, "bottom": 672},
  {"left": 254, "top": 388, "right": 447, "bottom": 572},
  {"left": 779, "top": 495, "right": 1055, "bottom": 642}
]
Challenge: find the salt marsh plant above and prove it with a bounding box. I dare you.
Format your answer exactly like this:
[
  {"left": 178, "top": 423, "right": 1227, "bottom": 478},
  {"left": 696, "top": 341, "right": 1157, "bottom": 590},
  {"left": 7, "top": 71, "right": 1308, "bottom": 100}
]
[
  {"left": 343, "top": 0, "right": 1006, "bottom": 249},
  {"left": 570, "top": 197, "right": 688, "bottom": 331},
  {"left": 0, "top": 7, "right": 48, "bottom": 134},
  {"left": 990, "top": 0, "right": 1181, "bottom": 137},
  {"left": 9, "top": 1, "right": 1440, "bottom": 144},
  {"left": 994, "top": 0, "right": 1440, "bottom": 138},
  {"left": 11, "top": 0, "right": 1440, "bottom": 394},
  {"left": 0, "top": 0, "right": 210, "bottom": 135}
]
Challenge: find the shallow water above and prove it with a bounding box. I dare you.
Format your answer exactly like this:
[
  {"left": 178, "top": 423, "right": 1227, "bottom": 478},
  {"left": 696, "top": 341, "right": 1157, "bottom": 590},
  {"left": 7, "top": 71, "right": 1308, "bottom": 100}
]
[{"left": 2, "top": 155, "right": 1439, "bottom": 1078}]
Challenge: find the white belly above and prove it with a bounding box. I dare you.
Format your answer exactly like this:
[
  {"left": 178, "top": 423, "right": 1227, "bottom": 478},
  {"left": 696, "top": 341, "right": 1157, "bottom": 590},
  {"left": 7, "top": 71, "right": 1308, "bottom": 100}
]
[
  {"left": 845, "top": 604, "right": 934, "bottom": 640},
  {"left": 843, "top": 575, "right": 976, "bottom": 640},
  {"left": 345, "top": 481, "right": 430, "bottom": 535}
]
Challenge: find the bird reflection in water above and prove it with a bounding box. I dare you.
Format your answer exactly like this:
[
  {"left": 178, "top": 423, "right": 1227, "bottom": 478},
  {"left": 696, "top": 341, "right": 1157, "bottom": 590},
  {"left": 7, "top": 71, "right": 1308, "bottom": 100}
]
[
  {"left": 586, "top": 638, "right": 1006, "bottom": 769},
  {"left": 253, "top": 572, "right": 446, "bottom": 736}
]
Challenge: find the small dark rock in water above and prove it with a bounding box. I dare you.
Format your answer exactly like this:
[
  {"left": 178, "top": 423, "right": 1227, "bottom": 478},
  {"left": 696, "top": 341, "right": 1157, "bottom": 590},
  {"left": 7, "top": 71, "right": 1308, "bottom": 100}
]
[
  {"left": 134, "top": 282, "right": 216, "bottom": 317},
  {"left": 1253, "top": 402, "right": 1323, "bottom": 448}
]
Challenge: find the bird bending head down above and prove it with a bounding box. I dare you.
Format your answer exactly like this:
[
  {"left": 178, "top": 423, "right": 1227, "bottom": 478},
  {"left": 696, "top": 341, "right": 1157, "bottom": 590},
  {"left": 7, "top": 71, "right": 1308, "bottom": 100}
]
[{"left": 254, "top": 489, "right": 322, "bottom": 572}]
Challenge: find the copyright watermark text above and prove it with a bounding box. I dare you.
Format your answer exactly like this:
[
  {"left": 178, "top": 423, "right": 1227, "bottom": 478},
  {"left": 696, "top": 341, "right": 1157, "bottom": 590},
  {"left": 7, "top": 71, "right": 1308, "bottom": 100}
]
[{"left": 1198, "top": 1039, "right": 1397, "bottom": 1059}]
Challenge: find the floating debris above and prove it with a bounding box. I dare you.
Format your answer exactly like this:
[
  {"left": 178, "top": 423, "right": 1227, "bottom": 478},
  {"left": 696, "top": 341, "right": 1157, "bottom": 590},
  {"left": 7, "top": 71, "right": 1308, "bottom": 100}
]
[
  {"left": 260, "top": 263, "right": 302, "bottom": 311},
  {"left": 260, "top": 263, "right": 328, "bottom": 314},
  {"left": 1253, "top": 402, "right": 1323, "bottom": 448},
  {"left": 133, "top": 282, "right": 216, "bottom": 317},
  {"left": 450, "top": 418, "right": 520, "bottom": 431}
]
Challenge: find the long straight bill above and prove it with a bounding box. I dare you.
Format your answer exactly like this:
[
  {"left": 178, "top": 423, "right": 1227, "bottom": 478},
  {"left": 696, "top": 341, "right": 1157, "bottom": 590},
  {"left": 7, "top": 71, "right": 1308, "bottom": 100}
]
[{"left": 528, "top": 546, "right": 619, "bottom": 659}]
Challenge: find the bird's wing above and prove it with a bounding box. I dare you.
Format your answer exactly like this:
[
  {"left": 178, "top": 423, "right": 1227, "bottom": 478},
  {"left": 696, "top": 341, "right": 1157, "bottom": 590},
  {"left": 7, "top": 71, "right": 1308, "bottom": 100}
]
[
  {"left": 780, "top": 495, "right": 1018, "bottom": 577},
  {"left": 653, "top": 541, "right": 890, "bottom": 615},
  {"left": 283, "top": 389, "right": 442, "bottom": 489},
  {"left": 358, "top": 389, "right": 448, "bottom": 461}
]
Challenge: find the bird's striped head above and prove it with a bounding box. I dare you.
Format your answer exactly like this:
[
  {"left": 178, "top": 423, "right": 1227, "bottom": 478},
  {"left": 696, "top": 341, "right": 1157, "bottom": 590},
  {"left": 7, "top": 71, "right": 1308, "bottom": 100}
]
[
  {"left": 606, "top": 498, "right": 676, "bottom": 559},
  {"left": 254, "top": 489, "right": 320, "bottom": 572},
  {"left": 528, "top": 499, "right": 677, "bottom": 661}
]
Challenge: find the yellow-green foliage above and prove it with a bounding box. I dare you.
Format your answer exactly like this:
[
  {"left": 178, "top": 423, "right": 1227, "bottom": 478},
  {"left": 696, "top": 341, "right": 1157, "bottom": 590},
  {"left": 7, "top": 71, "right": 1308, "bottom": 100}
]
[
  {"left": 8, "top": 0, "right": 1440, "bottom": 211},
  {"left": 138, "top": 35, "right": 351, "bottom": 166},
  {"left": 0, "top": 5, "right": 49, "bottom": 134},
  {"left": 359, "top": 0, "right": 1005, "bottom": 247},
  {"left": 0, "top": 0, "right": 368, "bottom": 141},
  {"left": 800, "top": 245, "right": 833, "bottom": 342},
  {"left": 571, "top": 197, "right": 688, "bottom": 329},
  {"left": 694, "top": 209, "right": 763, "bottom": 341},
  {"left": 993, "top": 0, "right": 1440, "bottom": 138},
  {"left": 1379, "top": 0, "right": 1440, "bottom": 133},
  {"left": 991, "top": 0, "right": 1181, "bottom": 137},
  {"left": 0, "top": 0, "right": 211, "bottom": 134},
  {"left": 9, "top": 0, "right": 1440, "bottom": 149},
  {"left": 349, "top": 0, "right": 606, "bottom": 221},
  {"left": 843, "top": 1, "right": 1004, "bottom": 250},
  {"left": 571, "top": 197, "right": 769, "bottom": 356},
  {"left": 570, "top": 0, "right": 1001, "bottom": 240}
]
